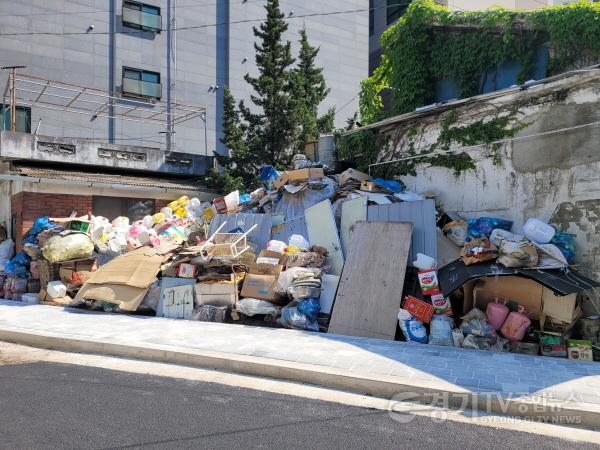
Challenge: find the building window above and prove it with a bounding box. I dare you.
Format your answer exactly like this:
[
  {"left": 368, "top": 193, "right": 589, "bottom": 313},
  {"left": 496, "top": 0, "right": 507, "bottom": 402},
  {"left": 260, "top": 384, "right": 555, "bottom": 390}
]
[
  {"left": 122, "top": 1, "right": 161, "bottom": 33},
  {"left": 92, "top": 196, "right": 155, "bottom": 222},
  {"left": 387, "top": 0, "right": 411, "bottom": 25},
  {"left": 122, "top": 67, "right": 161, "bottom": 99},
  {"left": 2, "top": 105, "right": 31, "bottom": 133},
  {"left": 369, "top": 0, "right": 375, "bottom": 36}
]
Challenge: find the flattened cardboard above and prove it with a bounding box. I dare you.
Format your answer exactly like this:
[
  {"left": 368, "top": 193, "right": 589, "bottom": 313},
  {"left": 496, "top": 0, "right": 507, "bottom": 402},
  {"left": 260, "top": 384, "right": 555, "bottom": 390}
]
[
  {"left": 74, "top": 283, "right": 148, "bottom": 311},
  {"left": 85, "top": 246, "right": 166, "bottom": 288}
]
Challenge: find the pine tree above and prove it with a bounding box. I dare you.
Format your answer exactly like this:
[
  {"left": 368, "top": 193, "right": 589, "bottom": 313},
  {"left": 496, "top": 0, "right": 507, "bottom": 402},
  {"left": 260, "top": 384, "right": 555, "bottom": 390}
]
[
  {"left": 238, "top": 0, "right": 299, "bottom": 168},
  {"left": 291, "top": 28, "right": 335, "bottom": 151}
]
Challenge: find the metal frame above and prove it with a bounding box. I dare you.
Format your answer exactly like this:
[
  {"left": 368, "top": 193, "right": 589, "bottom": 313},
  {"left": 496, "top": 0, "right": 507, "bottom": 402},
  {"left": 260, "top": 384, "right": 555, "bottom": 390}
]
[{"left": 2, "top": 72, "right": 206, "bottom": 129}]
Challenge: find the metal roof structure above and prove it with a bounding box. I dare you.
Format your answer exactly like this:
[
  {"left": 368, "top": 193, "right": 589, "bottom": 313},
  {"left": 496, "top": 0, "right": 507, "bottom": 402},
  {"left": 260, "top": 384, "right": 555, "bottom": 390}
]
[{"left": 2, "top": 72, "right": 206, "bottom": 127}]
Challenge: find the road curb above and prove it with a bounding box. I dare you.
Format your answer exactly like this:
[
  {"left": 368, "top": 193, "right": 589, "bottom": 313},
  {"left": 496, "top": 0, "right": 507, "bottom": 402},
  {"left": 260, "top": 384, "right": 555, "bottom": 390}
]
[{"left": 1, "top": 326, "right": 599, "bottom": 428}]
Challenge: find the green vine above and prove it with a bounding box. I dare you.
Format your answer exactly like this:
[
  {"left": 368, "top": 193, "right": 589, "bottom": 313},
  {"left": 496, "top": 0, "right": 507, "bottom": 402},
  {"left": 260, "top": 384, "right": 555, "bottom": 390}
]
[
  {"left": 343, "top": 0, "right": 599, "bottom": 177},
  {"left": 361, "top": 0, "right": 600, "bottom": 120}
]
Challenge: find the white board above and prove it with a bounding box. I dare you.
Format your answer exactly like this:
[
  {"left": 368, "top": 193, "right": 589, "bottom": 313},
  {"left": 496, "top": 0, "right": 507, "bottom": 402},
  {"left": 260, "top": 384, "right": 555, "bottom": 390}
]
[
  {"left": 162, "top": 284, "right": 195, "bottom": 320},
  {"left": 340, "top": 197, "right": 368, "bottom": 256},
  {"left": 320, "top": 274, "right": 340, "bottom": 314},
  {"left": 305, "top": 200, "right": 345, "bottom": 276}
]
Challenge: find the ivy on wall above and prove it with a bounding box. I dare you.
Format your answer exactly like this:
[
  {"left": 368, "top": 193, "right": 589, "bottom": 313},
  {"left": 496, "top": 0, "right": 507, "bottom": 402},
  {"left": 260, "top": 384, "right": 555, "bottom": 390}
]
[
  {"left": 363, "top": 0, "right": 600, "bottom": 121},
  {"left": 340, "top": 0, "right": 600, "bottom": 176}
]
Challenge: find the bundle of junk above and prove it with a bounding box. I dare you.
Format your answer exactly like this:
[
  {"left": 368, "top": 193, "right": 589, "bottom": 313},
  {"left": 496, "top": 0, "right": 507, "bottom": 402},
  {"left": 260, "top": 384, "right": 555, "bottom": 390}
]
[{"left": 3, "top": 161, "right": 600, "bottom": 363}]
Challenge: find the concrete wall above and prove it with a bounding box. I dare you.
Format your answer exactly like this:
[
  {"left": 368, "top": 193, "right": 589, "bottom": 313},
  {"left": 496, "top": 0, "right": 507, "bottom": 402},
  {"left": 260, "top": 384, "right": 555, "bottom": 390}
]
[
  {"left": 378, "top": 72, "right": 600, "bottom": 287},
  {"left": 0, "top": 0, "right": 368, "bottom": 158}
]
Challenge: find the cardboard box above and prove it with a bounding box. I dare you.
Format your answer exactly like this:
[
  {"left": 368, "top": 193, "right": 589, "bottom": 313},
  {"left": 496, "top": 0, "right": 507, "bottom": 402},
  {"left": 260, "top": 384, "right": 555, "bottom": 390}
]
[
  {"left": 195, "top": 278, "right": 238, "bottom": 307},
  {"left": 360, "top": 180, "right": 380, "bottom": 192},
  {"left": 540, "top": 331, "right": 569, "bottom": 358},
  {"left": 568, "top": 339, "right": 593, "bottom": 361},
  {"left": 402, "top": 295, "right": 434, "bottom": 323},
  {"left": 178, "top": 263, "right": 197, "bottom": 279},
  {"left": 240, "top": 273, "right": 283, "bottom": 303},
  {"left": 257, "top": 250, "right": 288, "bottom": 266},
  {"left": 60, "top": 258, "right": 97, "bottom": 285},
  {"left": 339, "top": 168, "right": 371, "bottom": 185},
  {"left": 542, "top": 287, "right": 577, "bottom": 324},
  {"left": 274, "top": 168, "right": 324, "bottom": 190},
  {"left": 418, "top": 270, "right": 440, "bottom": 295},
  {"left": 249, "top": 263, "right": 283, "bottom": 277},
  {"left": 473, "top": 276, "right": 543, "bottom": 320}
]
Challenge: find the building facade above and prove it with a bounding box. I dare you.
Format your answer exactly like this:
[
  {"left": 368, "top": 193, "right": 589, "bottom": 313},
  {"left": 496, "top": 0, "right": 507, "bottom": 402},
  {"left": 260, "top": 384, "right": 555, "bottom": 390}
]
[{"left": 0, "top": 0, "right": 368, "bottom": 157}]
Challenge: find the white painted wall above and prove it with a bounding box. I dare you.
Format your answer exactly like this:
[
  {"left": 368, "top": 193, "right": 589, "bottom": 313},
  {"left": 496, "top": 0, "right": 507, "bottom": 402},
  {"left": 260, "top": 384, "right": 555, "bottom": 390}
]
[{"left": 378, "top": 72, "right": 600, "bottom": 285}]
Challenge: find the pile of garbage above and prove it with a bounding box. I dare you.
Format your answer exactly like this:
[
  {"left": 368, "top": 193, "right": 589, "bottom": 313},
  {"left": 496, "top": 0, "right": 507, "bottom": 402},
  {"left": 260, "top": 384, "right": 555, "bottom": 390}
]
[{"left": 4, "top": 157, "right": 600, "bottom": 363}]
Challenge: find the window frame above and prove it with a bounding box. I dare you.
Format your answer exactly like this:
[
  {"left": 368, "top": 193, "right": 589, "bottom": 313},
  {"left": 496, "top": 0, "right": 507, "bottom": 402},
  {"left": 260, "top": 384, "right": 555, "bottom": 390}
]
[
  {"left": 122, "top": 67, "right": 162, "bottom": 100},
  {"left": 2, "top": 104, "right": 31, "bottom": 133},
  {"left": 122, "top": 0, "right": 162, "bottom": 33},
  {"left": 386, "top": 0, "right": 410, "bottom": 25}
]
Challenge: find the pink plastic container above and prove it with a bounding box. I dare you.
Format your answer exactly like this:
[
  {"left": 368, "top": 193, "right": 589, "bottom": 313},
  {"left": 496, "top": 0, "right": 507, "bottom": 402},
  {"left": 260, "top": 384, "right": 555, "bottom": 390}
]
[
  {"left": 486, "top": 298, "right": 510, "bottom": 331},
  {"left": 500, "top": 306, "right": 531, "bottom": 342}
]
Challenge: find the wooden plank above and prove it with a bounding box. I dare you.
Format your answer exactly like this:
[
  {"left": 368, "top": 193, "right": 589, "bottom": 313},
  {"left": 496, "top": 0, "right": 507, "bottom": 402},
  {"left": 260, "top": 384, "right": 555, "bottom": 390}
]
[
  {"left": 305, "top": 200, "right": 345, "bottom": 276},
  {"left": 328, "top": 221, "right": 413, "bottom": 339},
  {"left": 340, "top": 197, "right": 368, "bottom": 256}
]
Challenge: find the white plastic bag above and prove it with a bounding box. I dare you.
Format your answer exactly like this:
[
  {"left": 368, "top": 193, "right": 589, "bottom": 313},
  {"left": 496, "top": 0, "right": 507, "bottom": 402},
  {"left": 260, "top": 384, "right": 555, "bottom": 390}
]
[
  {"left": 429, "top": 315, "right": 455, "bottom": 346},
  {"left": 266, "top": 240, "right": 287, "bottom": 254},
  {"left": 237, "top": 298, "right": 278, "bottom": 316},
  {"left": 0, "top": 239, "right": 15, "bottom": 271}
]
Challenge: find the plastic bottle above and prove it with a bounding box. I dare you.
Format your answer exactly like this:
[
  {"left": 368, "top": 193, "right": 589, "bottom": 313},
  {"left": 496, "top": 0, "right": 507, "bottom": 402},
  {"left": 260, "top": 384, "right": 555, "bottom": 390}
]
[
  {"left": 523, "top": 218, "right": 555, "bottom": 244},
  {"left": 500, "top": 306, "right": 531, "bottom": 342},
  {"left": 486, "top": 298, "right": 510, "bottom": 331}
]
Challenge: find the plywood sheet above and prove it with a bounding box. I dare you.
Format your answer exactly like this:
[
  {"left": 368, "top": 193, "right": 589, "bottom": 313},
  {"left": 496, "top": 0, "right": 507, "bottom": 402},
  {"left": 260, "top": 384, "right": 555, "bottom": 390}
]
[
  {"left": 340, "top": 197, "right": 368, "bottom": 256},
  {"left": 305, "top": 200, "right": 344, "bottom": 276},
  {"left": 328, "top": 221, "right": 413, "bottom": 339},
  {"left": 367, "top": 199, "right": 437, "bottom": 264}
]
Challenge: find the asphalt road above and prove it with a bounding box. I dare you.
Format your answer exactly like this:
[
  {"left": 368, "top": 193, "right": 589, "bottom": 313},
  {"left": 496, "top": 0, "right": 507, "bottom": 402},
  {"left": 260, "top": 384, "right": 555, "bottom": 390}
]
[{"left": 0, "top": 361, "right": 595, "bottom": 450}]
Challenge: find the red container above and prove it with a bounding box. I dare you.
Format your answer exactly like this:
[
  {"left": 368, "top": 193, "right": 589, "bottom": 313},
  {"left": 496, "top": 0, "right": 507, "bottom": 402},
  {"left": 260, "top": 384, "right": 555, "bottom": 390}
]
[
  {"left": 501, "top": 306, "right": 531, "bottom": 342},
  {"left": 403, "top": 295, "right": 435, "bottom": 324}
]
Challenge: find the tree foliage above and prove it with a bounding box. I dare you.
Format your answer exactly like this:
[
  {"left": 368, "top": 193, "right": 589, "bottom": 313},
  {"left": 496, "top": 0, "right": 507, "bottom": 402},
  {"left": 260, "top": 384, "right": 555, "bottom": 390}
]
[{"left": 216, "top": 0, "right": 334, "bottom": 192}]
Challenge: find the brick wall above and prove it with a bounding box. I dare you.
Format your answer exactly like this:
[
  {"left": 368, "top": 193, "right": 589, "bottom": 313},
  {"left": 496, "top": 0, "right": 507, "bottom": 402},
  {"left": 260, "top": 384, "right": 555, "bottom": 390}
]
[
  {"left": 12, "top": 192, "right": 93, "bottom": 250},
  {"left": 155, "top": 199, "right": 170, "bottom": 212}
]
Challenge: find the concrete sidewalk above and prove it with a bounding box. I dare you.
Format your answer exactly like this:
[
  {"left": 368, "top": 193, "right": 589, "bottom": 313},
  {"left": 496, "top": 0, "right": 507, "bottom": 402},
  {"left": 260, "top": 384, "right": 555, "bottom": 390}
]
[{"left": 1, "top": 301, "right": 600, "bottom": 426}]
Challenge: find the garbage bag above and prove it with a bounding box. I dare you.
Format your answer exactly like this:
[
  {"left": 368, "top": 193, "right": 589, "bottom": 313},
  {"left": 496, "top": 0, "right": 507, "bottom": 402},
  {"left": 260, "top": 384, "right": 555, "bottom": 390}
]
[
  {"left": 442, "top": 220, "right": 468, "bottom": 246},
  {"left": 279, "top": 305, "right": 319, "bottom": 332},
  {"left": 551, "top": 231, "right": 576, "bottom": 263},
  {"left": 4, "top": 260, "right": 29, "bottom": 278},
  {"left": 259, "top": 165, "right": 281, "bottom": 189},
  {"left": 42, "top": 232, "right": 94, "bottom": 263},
  {"left": 497, "top": 240, "right": 538, "bottom": 268},
  {"left": 237, "top": 298, "right": 278, "bottom": 316},
  {"left": 0, "top": 239, "right": 15, "bottom": 271},
  {"left": 372, "top": 178, "right": 402, "bottom": 193},
  {"left": 467, "top": 217, "right": 513, "bottom": 239},
  {"left": 22, "top": 243, "right": 42, "bottom": 259},
  {"left": 297, "top": 298, "right": 320, "bottom": 321},
  {"left": 13, "top": 251, "right": 31, "bottom": 267},
  {"left": 289, "top": 234, "right": 310, "bottom": 251},
  {"left": 28, "top": 216, "right": 56, "bottom": 236},
  {"left": 429, "top": 314, "right": 455, "bottom": 347},
  {"left": 460, "top": 237, "right": 498, "bottom": 265},
  {"left": 192, "top": 305, "right": 229, "bottom": 323}
]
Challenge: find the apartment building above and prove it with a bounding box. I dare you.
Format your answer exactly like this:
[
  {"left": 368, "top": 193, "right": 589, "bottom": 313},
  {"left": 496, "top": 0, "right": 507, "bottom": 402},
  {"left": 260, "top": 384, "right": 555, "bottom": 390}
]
[{"left": 0, "top": 0, "right": 368, "bottom": 157}]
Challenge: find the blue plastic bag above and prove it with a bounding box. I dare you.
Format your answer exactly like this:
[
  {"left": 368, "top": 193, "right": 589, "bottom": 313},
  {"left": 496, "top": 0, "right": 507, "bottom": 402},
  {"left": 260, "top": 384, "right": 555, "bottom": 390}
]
[
  {"left": 13, "top": 251, "right": 31, "bottom": 267},
  {"left": 259, "top": 165, "right": 281, "bottom": 189},
  {"left": 239, "top": 193, "right": 251, "bottom": 204},
  {"left": 4, "top": 260, "right": 29, "bottom": 277},
  {"left": 373, "top": 178, "right": 402, "bottom": 193},
  {"left": 467, "top": 217, "right": 513, "bottom": 239},
  {"left": 297, "top": 298, "right": 320, "bottom": 321},
  {"left": 280, "top": 306, "right": 319, "bottom": 332},
  {"left": 29, "top": 216, "right": 55, "bottom": 236},
  {"left": 551, "top": 232, "right": 576, "bottom": 264}
]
